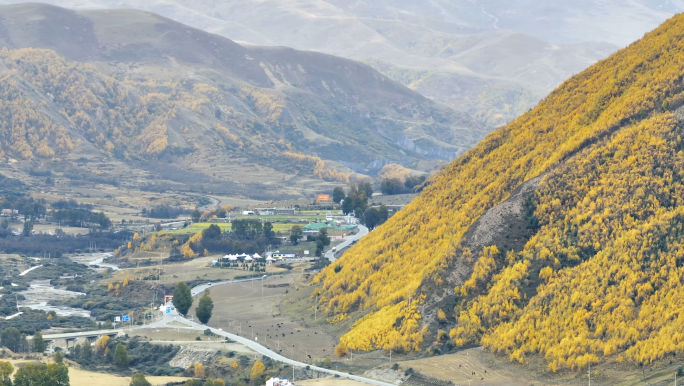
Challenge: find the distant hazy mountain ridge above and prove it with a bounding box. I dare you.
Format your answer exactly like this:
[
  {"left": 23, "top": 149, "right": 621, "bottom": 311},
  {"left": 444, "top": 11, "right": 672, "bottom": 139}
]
[
  {"left": 2, "top": 0, "right": 665, "bottom": 127},
  {"left": 0, "top": 3, "right": 488, "bottom": 196}
]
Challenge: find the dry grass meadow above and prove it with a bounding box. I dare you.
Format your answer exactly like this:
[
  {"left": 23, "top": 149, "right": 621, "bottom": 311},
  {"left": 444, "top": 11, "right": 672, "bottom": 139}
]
[
  {"left": 4, "top": 358, "right": 188, "bottom": 386},
  {"left": 187, "top": 271, "right": 339, "bottom": 364}
]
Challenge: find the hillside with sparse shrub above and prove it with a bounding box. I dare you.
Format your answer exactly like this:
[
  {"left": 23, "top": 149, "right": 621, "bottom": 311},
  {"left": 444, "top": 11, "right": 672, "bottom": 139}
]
[{"left": 0, "top": 3, "right": 489, "bottom": 199}]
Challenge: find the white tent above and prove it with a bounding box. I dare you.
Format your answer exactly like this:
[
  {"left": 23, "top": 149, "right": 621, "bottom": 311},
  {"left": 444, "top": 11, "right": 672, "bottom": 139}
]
[
  {"left": 244, "top": 255, "right": 254, "bottom": 262},
  {"left": 265, "top": 256, "right": 275, "bottom": 264},
  {"left": 252, "top": 253, "right": 262, "bottom": 259},
  {"left": 228, "top": 255, "right": 238, "bottom": 261}
]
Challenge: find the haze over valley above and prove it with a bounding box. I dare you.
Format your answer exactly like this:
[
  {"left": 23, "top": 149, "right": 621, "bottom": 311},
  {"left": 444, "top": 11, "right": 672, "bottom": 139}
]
[
  {"left": 0, "top": 3, "right": 490, "bottom": 199},
  {"left": 5, "top": 0, "right": 683, "bottom": 127},
  {"left": 2, "top": 2, "right": 684, "bottom": 386}
]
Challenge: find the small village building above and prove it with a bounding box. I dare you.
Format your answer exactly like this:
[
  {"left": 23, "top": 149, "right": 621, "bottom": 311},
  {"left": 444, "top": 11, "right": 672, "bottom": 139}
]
[
  {"left": 266, "top": 378, "right": 296, "bottom": 386},
  {"left": 222, "top": 254, "right": 241, "bottom": 262},
  {"left": 273, "top": 252, "right": 298, "bottom": 259},
  {"left": 0, "top": 209, "right": 18, "bottom": 217},
  {"left": 254, "top": 207, "right": 296, "bottom": 215}
]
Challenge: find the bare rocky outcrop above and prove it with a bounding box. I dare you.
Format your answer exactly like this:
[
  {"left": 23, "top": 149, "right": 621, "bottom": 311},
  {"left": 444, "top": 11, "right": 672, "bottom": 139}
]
[
  {"left": 420, "top": 175, "right": 543, "bottom": 326},
  {"left": 363, "top": 368, "right": 406, "bottom": 385},
  {"left": 168, "top": 346, "right": 218, "bottom": 368},
  {"left": 673, "top": 104, "right": 684, "bottom": 121},
  {"left": 465, "top": 175, "right": 542, "bottom": 250}
]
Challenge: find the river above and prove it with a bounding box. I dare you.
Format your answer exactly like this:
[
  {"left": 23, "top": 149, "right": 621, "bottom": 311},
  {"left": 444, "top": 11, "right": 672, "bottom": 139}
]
[
  {"left": 14, "top": 252, "right": 122, "bottom": 318},
  {"left": 67, "top": 252, "right": 121, "bottom": 272},
  {"left": 18, "top": 280, "right": 90, "bottom": 317}
]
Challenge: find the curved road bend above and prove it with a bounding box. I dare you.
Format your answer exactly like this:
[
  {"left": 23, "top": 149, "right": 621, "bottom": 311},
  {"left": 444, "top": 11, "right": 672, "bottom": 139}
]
[
  {"left": 191, "top": 277, "right": 265, "bottom": 297},
  {"left": 325, "top": 224, "right": 368, "bottom": 263},
  {"left": 45, "top": 227, "right": 382, "bottom": 384},
  {"left": 43, "top": 306, "right": 392, "bottom": 385},
  {"left": 145, "top": 306, "right": 393, "bottom": 386}
]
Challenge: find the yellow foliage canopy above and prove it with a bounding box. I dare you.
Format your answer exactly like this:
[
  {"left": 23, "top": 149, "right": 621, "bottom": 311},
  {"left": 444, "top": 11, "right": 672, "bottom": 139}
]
[
  {"left": 95, "top": 336, "right": 109, "bottom": 353},
  {"left": 314, "top": 13, "right": 684, "bottom": 364},
  {"left": 282, "top": 152, "right": 350, "bottom": 183},
  {"left": 377, "top": 164, "right": 412, "bottom": 182},
  {"left": 249, "top": 361, "right": 265, "bottom": 382},
  {"left": 193, "top": 363, "right": 206, "bottom": 378}
]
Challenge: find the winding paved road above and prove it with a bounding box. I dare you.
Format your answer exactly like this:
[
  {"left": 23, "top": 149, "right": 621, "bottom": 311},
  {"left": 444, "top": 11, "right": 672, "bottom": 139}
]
[
  {"left": 191, "top": 277, "right": 266, "bottom": 297},
  {"left": 325, "top": 224, "right": 368, "bottom": 262},
  {"left": 146, "top": 299, "right": 392, "bottom": 386},
  {"left": 163, "top": 227, "right": 381, "bottom": 385},
  {"left": 44, "top": 227, "right": 381, "bottom": 384}
]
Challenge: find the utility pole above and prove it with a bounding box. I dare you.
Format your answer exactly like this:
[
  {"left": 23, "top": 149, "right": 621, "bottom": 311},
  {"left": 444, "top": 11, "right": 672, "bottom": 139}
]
[{"left": 315, "top": 295, "right": 318, "bottom": 321}]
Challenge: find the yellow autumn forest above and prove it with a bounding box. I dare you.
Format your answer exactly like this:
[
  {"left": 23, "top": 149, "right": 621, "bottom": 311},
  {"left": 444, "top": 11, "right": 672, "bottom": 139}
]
[
  {"left": 0, "top": 47, "right": 346, "bottom": 183},
  {"left": 316, "top": 13, "right": 684, "bottom": 369}
]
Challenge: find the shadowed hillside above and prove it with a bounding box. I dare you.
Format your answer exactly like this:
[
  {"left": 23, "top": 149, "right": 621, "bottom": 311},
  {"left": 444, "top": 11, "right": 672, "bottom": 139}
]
[
  {"left": 0, "top": 0, "right": 643, "bottom": 126},
  {"left": 0, "top": 3, "right": 488, "bottom": 198}
]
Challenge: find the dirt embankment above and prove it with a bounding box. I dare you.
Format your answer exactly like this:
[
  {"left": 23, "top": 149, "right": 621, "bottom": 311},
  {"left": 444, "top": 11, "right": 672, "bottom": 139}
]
[
  {"left": 465, "top": 175, "right": 542, "bottom": 250},
  {"left": 362, "top": 368, "right": 405, "bottom": 385},
  {"left": 168, "top": 346, "right": 218, "bottom": 368}
]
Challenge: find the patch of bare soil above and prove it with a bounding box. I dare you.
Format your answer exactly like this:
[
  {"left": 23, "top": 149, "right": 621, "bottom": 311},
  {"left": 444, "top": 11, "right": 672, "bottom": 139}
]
[
  {"left": 362, "top": 368, "right": 405, "bottom": 385},
  {"left": 265, "top": 283, "right": 290, "bottom": 288},
  {"left": 168, "top": 345, "right": 218, "bottom": 368},
  {"left": 466, "top": 176, "right": 542, "bottom": 249}
]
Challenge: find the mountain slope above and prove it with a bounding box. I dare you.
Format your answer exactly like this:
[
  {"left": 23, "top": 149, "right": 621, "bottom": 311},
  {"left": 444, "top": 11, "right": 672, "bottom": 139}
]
[
  {"left": 1, "top": 0, "right": 632, "bottom": 126},
  {"left": 0, "top": 3, "right": 488, "bottom": 197},
  {"left": 315, "top": 13, "right": 684, "bottom": 368}
]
